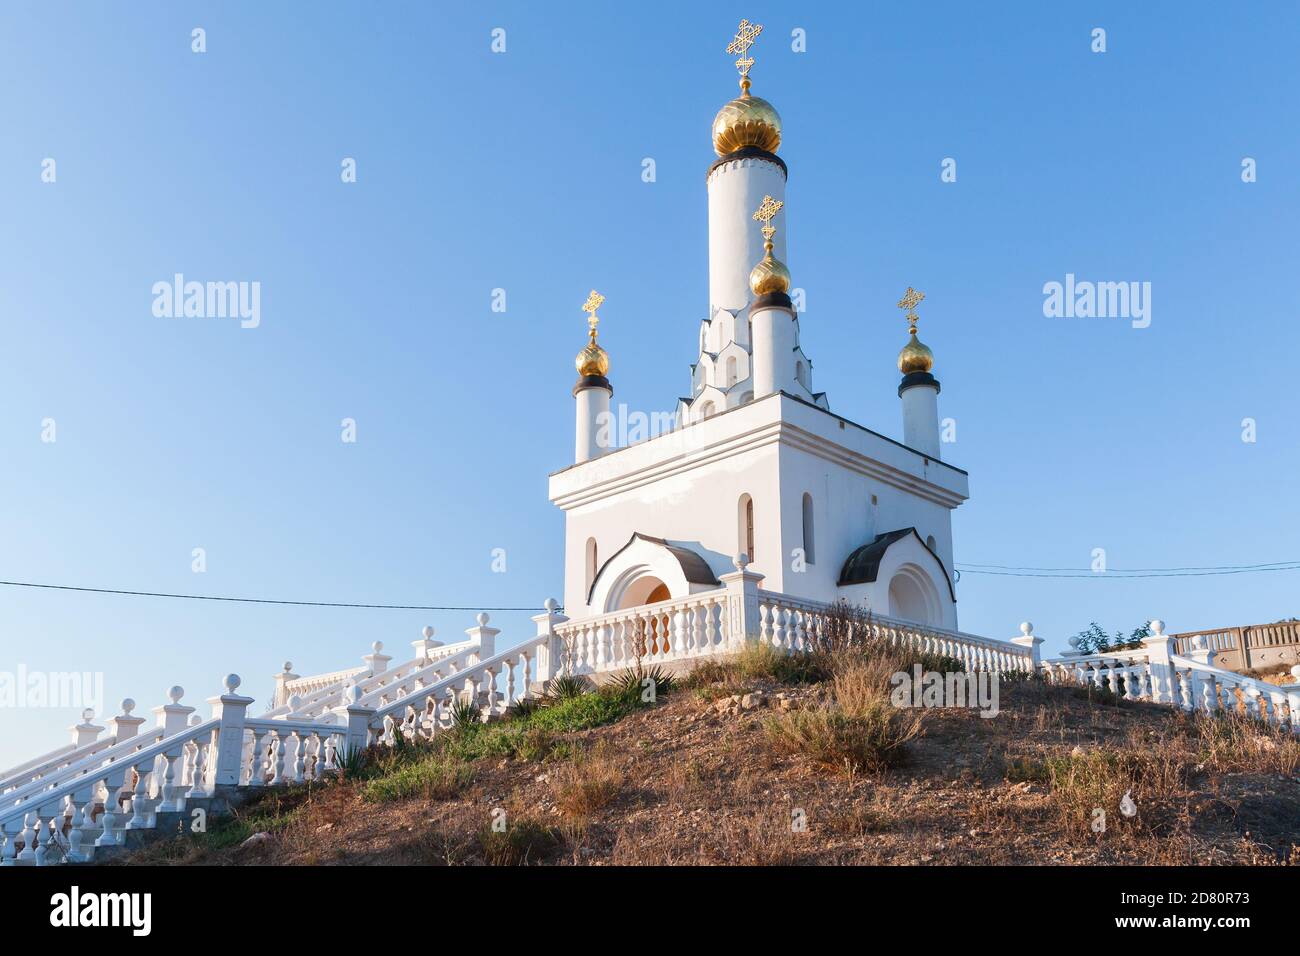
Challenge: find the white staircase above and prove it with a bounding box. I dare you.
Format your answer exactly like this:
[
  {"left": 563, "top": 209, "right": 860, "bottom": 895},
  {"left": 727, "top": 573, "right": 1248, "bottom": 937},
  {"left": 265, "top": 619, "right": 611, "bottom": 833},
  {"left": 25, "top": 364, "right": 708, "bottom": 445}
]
[{"left": 5, "top": 576, "right": 1295, "bottom": 867}]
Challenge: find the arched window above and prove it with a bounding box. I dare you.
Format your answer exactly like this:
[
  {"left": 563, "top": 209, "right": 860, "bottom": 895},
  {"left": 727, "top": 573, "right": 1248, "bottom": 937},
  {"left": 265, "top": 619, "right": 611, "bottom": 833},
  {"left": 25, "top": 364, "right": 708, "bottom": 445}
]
[
  {"left": 726, "top": 355, "right": 738, "bottom": 387},
  {"left": 740, "top": 390, "right": 753, "bottom": 405},
  {"left": 584, "top": 537, "right": 598, "bottom": 594},
  {"left": 925, "top": 534, "right": 937, "bottom": 552},
  {"left": 801, "top": 492, "right": 815, "bottom": 565},
  {"left": 700, "top": 401, "right": 716, "bottom": 420},
  {"left": 795, "top": 360, "right": 806, "bottom": 386},
  {"left": 738, "top": 494, "right": 755, "bottom": 562}
]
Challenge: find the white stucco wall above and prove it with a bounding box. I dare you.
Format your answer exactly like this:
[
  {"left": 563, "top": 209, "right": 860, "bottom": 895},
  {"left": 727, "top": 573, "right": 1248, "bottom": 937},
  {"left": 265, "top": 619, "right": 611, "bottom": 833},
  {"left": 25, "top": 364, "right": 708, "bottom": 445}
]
[{"left": 550, "top": 392, "right": 968, "bottom": 623}]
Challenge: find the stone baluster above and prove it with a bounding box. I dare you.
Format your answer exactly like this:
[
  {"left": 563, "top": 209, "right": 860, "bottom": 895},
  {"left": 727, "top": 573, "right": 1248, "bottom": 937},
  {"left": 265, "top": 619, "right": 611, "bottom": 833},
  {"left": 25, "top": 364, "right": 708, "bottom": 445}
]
[
  {"left": 32, "top": 813, "right": 53, "bottom": 866},
  {"left": 505, "top": 657, "right": 518, "bottom": 707},
  {"left": 248, "top": 728, "right": 271, "bottom": 786},
  {"left": 14, "top": 812, "right": 37, "bottom": 864},
  {"left": 65, "top": 782, "right": 98, "bottom": 863},
  {"left": 758, "top": 603, "right": 772, "bottom": 646},
  {"left": 291, "top": 732, "right": 307, "bottom": 783},
  {"left": 96, "top": 766, "right": 130, "bottom": 847}
]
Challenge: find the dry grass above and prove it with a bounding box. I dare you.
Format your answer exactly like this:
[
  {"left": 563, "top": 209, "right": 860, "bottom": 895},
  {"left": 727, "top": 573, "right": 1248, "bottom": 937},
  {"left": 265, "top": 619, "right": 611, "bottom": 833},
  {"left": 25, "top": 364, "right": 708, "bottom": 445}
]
[
  {"left": 121, "top": 647, "right": 1300, "bottom": 868},
  {"left": 548, "top": 743, "right": 624, "bottom": 818}
]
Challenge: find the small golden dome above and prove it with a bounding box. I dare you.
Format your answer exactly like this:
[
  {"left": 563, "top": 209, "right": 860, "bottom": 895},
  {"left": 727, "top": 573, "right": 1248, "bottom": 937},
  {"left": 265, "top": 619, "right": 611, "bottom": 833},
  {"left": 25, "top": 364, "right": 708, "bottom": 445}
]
[
  {"left": 749, "top": 250, "right": 791, "bottom": 296},
  {"left": 712, "top": 93, "right": 782, "bottom": 156},
  {"left": 576, "top": 342, "right": 609, "bottom": 378},
  {"left": 897, "top": 332, "right": 934, "bottom": 374}
]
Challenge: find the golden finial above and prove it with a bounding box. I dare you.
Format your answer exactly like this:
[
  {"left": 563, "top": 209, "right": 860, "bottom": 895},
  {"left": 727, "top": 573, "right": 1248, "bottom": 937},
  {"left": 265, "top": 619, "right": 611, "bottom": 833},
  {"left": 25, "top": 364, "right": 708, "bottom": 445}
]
[
  {"left": 576, "top": 290, "right": 610, "bottom": 377},
  {"left": 897, "top": 287, "right": 926, "bottom": 334},
  {"left": 726, "top": 19, "right": 764, "bottom": 94},
  {"left": 896, "top": 287, "right": 934, "bottom": 374},
  {"left": 582, "top": 289, "right": 605, "bottom": 344},
  {"left": 749, "top": 196, "right": 790, "bottom": 296}
]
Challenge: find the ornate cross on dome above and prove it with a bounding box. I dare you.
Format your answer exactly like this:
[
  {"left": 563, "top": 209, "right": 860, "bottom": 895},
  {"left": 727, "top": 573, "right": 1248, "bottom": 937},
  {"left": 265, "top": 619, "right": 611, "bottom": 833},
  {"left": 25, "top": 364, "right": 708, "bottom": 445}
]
[
  {"left": 897, "top": 287, "right": 926, "bottom": 333},
  {"left": 582, "top": 289, "right": 605, "bottom": 342},
  {"left": 752, "top": 194, "right": 783, "bottom": 242},
  {"left": 726, "top": 19, "right": 764, "bottom": 89}
]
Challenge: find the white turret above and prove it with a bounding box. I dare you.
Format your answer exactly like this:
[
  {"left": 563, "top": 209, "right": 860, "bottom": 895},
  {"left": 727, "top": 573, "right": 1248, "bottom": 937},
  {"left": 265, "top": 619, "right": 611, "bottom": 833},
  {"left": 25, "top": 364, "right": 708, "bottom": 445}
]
[
  {"left": 896, "top": 287, "right": 942, "bottom": 459},
  {"left": 573, "top": 290, "right": 612, "bottom": 464},
  {"left": 748, "top": 195, "right": 797, "bottom": 399}
]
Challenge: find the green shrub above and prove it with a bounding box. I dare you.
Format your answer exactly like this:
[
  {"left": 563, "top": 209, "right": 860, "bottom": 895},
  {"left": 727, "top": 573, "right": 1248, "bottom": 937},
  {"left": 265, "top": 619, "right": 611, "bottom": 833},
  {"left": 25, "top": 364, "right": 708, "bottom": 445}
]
[
  {"left": 362, "top": 754, "right": 475, "bottom": 802},
  {"left": 546, "top": 674, "right": 591, "bottom": 701}
]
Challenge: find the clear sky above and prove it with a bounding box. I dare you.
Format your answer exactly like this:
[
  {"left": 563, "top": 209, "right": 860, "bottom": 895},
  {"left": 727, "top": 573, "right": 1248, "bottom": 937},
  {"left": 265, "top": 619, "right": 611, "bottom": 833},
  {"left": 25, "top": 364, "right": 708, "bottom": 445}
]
[{"left": 2, "top": 2, "right": 1297, "bottom": 767}]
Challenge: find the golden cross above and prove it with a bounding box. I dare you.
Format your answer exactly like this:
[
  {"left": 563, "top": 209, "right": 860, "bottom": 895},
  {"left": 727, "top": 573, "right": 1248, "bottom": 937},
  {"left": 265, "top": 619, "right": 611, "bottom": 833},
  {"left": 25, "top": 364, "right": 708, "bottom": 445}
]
[
  {"left": 897, "top": 287, "right": 925, "bottom": 332},
  {"left": 752, "top": 194, "right": 783, "bottom": 242},
  {"left": 582, "top": 289, "right": 605, "bottom": 342},
  {"left": 726, "top": 19, "right": 763, "bottom": 85}
]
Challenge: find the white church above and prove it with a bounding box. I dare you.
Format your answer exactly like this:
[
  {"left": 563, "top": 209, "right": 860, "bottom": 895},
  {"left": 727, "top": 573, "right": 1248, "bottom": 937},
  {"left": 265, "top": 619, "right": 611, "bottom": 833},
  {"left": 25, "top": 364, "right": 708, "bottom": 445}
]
[
  {"left": 8, "top": 22, "right": 1289, "bottom": 869},
  {"left": 550, "top": 24, "right": 964, "bottom": 633}
]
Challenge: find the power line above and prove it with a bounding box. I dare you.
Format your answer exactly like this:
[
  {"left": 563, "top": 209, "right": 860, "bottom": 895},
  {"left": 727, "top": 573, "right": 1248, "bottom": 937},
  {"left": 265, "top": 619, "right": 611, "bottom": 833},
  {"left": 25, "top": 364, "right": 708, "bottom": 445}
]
[
  {"left": 0, "top": 580, "right": 551, "bottom": 612},
  {"left": 958, "top": 560, "right": 1300, "bottom": 573},
  {"left": 955, "top": 564, "right": 1300, "bottom": 579}
]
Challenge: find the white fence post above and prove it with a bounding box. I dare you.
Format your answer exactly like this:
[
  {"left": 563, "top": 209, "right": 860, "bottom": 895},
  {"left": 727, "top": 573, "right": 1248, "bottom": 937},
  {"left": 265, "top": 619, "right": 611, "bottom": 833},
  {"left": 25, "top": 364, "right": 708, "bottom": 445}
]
[
  {"left": 532, "top": 599, "right": 568, "bottom": 683},
  {"left": 464, "top": 613, "right": 499, "bottom": 661},
  {"left": 207, "top": 675, "right": 255, "bottom": 786},
  {"left": 107, "top": 699, "right": 145, "bottom": 741},
  {"left": 335, "top": 686, "right": 376, "bottom": 755},
  {"left": 155, "top": 686, "right": 196, "bottom": 736},
  {"left": 272, "top": 662, "right": 299, "bottom": 708},
  {"left": 718, "top": 553, "right": 765, "bottom": 646},
  {"left": 411, "top": 625, "right": 443, "bottom": 662},
  {"left": 1141, "top": 619, "right": 1177, "bottom": 704},
  {"left": 68, "top": 709, "right": 104, "bottom": 747},
  {"left": 361, "top": 641, "right": 391, "bottom": 675},
  {"left": 1011, "top": 621, "right": 1044, "bottom": 671}
]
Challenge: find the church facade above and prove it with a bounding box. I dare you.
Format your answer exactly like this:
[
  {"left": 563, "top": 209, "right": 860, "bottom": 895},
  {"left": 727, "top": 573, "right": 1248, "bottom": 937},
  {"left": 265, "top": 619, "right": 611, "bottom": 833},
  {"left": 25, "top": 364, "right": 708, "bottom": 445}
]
[{"left": 549, "top": 23, "right": 965, "bottom": 631}]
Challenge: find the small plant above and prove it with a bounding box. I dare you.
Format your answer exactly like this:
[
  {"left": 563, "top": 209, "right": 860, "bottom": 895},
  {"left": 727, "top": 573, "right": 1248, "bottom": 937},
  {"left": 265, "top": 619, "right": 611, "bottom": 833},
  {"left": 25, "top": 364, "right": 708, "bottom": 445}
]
[
  {"left": 477, "top": 818, "right": 559, "bottom": 865},
  {"left": 764, "top": 700, "right": 921, "bottom": 774},
  {"left": 546, "top": 674, "right": 592, "bottom": 702},
  {"left": 1004, "top": 755, "right": 1050, "bottom": 784},
  {"left": 608, "top": 665, "right": 675, "bottom": 702},
  {"left": 449, "top": 696, "right": 483, "bottom": 731},
  {"left": 333, "top": 743, "right": 370, "bottom": 781},
  {"left": 506, "top": 696, "right": 543, "bottom": 721}
]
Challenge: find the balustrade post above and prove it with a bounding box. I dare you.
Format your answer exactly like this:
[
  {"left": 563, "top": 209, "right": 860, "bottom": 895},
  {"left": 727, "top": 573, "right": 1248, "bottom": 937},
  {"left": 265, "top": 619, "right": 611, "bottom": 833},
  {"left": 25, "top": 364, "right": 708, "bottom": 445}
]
[
  {"left": 272, "top": 662, "right": 300, "bottom": 709},
  {"left": 362, "top": 641, "right": 392, "bottom": 676},
  {"left": 107, "top": 698, "right": 145, "bottom": 742},
  {"left": 1010, "top": 622, "right": 1044, "bottom": 673},
  {"left": 532, "top": 599, "right": 569, "bottom": 683},
  {"left": 69, "top": 709, "right": 104, "bottom": 747},
  {"left": 411, "top": 625, "right": 444, "bottom": 662},
  {"left": 718, "top": 553, "right": 765, "bottom": 648},
  {"left": 331, "top": 685, "right": 378, "bottom": 758},
  {"left": 206, "top": 675, "right": 255, "bottom": 787},
  {"left": 155, "top": 686, "right": 196, "bottom": 736},
  {"left": 1140, "top": 619, "right": 1177, "bottom": 704},
  {"left": 464, "top": 613, "right": 499, "bottom": 661}
]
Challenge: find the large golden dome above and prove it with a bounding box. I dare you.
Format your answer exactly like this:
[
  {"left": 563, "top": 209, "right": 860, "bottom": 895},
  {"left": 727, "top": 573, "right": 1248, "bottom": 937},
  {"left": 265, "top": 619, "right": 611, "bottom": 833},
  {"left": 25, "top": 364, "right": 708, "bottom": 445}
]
[
  {"left": 749, "top": 250, "right": 791, "bottom": 296},
  {"left": 897, "top": 332, "right": 934, "bottom": 374},
  {"left": 712, "top": 93, "right": 782, "bottom": 156},
  {"left": 576, "top": 342, "right": 609, "bottom": 378}
]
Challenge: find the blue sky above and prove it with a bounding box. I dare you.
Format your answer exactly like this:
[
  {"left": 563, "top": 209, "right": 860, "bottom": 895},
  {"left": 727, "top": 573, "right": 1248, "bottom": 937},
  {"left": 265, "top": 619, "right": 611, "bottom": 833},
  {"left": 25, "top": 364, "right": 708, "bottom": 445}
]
[{"left": 2, "top": 2, "right": 1297, "bottom": 765}]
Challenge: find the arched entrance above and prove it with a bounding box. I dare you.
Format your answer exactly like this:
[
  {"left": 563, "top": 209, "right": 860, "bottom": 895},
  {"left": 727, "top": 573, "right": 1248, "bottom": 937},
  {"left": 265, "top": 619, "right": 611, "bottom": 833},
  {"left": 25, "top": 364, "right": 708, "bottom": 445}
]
[
  {"left": 617, "top": 575, "right": 671, "bottom": 610},
  {"left": 887, "top": 565, "right": 941, "bottom": 626}
]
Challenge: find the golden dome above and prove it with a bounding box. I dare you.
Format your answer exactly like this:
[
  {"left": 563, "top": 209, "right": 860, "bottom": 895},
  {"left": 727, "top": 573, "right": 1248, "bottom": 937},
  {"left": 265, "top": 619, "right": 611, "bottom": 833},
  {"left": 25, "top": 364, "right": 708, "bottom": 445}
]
[
  {"left": 749, "top": 249, "right": 791, "bottom": 296},
  {"left": 897, "top": 332, "right": 934, "bottom": 374},
  {"left": 576, "top": 342, "right": 609, "bottom": 378},
  {"left": 712, "top": 92, "right": 782, "bottom": 156}
]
